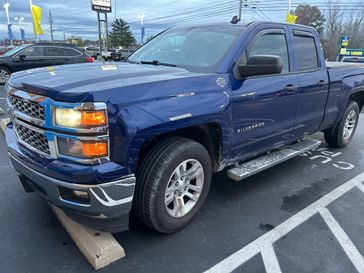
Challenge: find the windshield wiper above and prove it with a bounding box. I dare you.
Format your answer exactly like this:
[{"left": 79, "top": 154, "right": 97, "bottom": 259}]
[
  {"left": 126, "top": 59, "right": 140, "bottom": 64},
  {"left": 140, "top": 60, "right": 176, "bottom": 67}
]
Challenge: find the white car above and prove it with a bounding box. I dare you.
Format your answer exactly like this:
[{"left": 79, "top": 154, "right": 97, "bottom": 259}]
[{"left": 341, "top": 56, "right": 364, "bottom": 63}]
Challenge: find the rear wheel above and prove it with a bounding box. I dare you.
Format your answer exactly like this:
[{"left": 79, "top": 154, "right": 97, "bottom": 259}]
[
  {"left": 0, "top": 66, "right": 11, "bottom": 85},
  {"left": 324, "top": 101, "right": 360, "bottom": 148},
  {"left": 135, "top": 137, "right": 212, "bottom": 233}
]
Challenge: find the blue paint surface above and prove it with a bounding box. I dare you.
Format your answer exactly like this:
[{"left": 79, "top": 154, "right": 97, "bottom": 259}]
[{"left": 6, "top": 22, "right": 364, "bottom": 183}]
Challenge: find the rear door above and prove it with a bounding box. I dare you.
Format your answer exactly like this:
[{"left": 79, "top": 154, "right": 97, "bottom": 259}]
[
  {"left": 43, "top": 46, "right": 84, "bottom": 66},
  {"left": 43, "top": 46, "right": 68, "bottom": 66},
  {"left": 230, "top": 27, "right": 299, "bottom": 161},
  {"left": 291, "top": 29, "right": 329, "bottom": 137},
  {"left": 62, "top": 47, "right": 85, "bottom": 64}
]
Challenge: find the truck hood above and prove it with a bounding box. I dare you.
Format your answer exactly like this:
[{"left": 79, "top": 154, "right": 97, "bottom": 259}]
[{"left": 8, "top": 62, "right": 212, "bottom": 102}]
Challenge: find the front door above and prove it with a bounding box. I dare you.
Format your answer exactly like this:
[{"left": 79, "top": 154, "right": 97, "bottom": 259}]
[
  {"left": 12, "top": 46, "right": 46, "bottom": 72},
  {"left": 230, "top": 28, "right": 299, "bottom": 162}
]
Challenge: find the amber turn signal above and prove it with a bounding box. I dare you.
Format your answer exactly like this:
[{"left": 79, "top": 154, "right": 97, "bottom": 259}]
[
  {"left": 81, "top": 111, "right": 106, "bottom": 127},
  {"left": 82, "top": 141, "right": 108, "bottom": 158}
]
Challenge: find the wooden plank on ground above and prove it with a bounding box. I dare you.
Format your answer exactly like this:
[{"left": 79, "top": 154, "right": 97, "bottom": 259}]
[
  {"left": 52, "top": 206, "right": 125, "bottom": 270},
  {"left": 0, "top": 118, "right": 126, "bottom": 270},
  {"left": 0, "top": 118, "right": 9, "bottom": 134}
]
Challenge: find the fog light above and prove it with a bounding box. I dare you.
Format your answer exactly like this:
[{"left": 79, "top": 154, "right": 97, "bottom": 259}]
[
  {"left": 58, "top": 137, "right": 108, "bottom": 159},
  {"left": 59, "top": 187, "right": 90, "bottom": 205}
]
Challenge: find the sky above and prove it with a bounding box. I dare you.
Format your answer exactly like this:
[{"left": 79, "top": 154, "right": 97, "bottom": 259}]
[{"left": 0, "top": 0, "right": 362, "bottom": 43}]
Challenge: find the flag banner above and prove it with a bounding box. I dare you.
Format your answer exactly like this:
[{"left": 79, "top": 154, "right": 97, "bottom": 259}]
[
  {"left": 141, "top": 27, "right": 145, "bottom": 43},
  {"left": 31, "top": 4, "right": 43, "bottom": 35},
  {"left": 286, "top": 14, "right": 297, "bottom": 24},
  {"left": 21, "top": 28, "right": 25, "bottom": 41},
  {"left": 7, "top": 24, "right": 14, "bottom": 40}
]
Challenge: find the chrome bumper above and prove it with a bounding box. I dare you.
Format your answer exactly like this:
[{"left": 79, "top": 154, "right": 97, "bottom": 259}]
[{"left": 9, "top": 152, "right": 135, "bottom": 221}]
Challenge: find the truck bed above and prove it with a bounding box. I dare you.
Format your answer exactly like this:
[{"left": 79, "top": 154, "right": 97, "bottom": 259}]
[{"left": 326, "top": 61, "right": 364, "bottom": 69}]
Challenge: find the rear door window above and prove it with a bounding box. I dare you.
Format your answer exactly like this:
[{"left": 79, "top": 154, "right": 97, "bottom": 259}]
[
  {"left": 45, "top": 47, "right": 65, "bottom": 57},
  {"left": 293, "top": 34, "right": 319, "bottom": 71},
  {"left": 63, "top": 48, "right": 82, "bottom": 56}
]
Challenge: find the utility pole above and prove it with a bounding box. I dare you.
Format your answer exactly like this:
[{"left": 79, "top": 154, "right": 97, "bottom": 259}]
[
  {"left": 49, "top": 10, "right": 54, "bottom": 43},
  {"left": 238, "top": 0, "right": 243, "bottom": 21},
  {"left": 63, "top": 33, "right": 66, "bottom": 42}
]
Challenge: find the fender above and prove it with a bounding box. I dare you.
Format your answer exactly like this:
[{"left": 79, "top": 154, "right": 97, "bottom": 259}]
[{"left": 113, "top": 79, "right": 233, "bottom": 174}]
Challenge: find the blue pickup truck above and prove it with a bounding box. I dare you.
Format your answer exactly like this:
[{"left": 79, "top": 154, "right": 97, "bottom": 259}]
[{"left": 5, "top": 21, "right": 364, "bottom": 233}]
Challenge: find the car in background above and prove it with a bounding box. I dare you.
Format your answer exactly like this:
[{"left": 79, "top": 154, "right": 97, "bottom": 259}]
[
  {"left": 341, "top": 56, "right": 364, "bottom": 63},
  {"left": 108, "top": 49, "right": 136, "bottom": 61},
  {"left": 0, "top": 46, "right": 15, "bottom": 55},
  {"left": 84, "top": 47, "right": 99, "bottom": 59},
  {"left": 0, "top": 43, "right": 93, "bottom": 84}
]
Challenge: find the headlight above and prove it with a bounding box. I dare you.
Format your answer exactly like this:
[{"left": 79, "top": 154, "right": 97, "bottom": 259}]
[
  {"left": 54, "top": 106, "right": 107, "bottom": 128},
  {"left": 58, "top": 137, "right": 108, "bottom": 159}
]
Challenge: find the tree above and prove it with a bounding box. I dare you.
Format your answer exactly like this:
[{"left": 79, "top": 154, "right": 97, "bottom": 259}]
[
  {"left": 109, "top": 18, "right": 136, "bottom": 47},
  {"left": 294, "top": 4, "right": 326, "bottom": 36},
  {"left": 322, "top": 1, "right": 344, "bottom": 60},
  {"left": 344, "top": 10, "right": 364, "bottom": 49}
]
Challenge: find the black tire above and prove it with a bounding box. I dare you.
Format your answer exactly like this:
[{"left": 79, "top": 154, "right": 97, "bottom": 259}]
[
  {"left": 0, "top": 66, "right": 11, "bottom": 85},
  {"left": 134, "top": 137, "right": 212, "bottom": 233},
  {"left": 324, "top": 101, "right": 360, "bottom": 148}
]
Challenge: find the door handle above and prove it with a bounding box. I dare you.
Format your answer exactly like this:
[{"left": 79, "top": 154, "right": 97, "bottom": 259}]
[
  {"left": 284, "top": 85, "right": 298, "bottom": 93},
  {"left": 317, "top": 80, "right": 328, "bottom": 86}
]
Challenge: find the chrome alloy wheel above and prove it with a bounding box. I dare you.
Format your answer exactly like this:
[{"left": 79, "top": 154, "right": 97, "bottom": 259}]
[
  {"left": 0, "top": 68, "right": 9, "bottom": 84},
  {"left": 343, "top": 110, "right": 357, "bottom": 140},
  {"left": 164, "top": 159, "right": 204, "bottom": 218}
]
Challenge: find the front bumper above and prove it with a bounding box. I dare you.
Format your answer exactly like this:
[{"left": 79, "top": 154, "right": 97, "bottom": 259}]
[{"left": 6, "top": 124, "right": 136, "bottom": 232}]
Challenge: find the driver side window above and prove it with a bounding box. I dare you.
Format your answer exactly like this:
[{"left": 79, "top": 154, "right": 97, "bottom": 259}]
[{"left": 243, "top": 32, "right": 290, "bottom": 74}]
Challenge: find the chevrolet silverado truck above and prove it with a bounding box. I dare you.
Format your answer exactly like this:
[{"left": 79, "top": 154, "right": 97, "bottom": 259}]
[{"left": 5, "top": 22, "right": 364, "bottom": 233}]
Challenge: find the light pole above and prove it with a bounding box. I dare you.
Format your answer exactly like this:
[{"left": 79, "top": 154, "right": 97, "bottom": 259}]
[
  {"left": 14, "top": 16, "right": 25, "bottom": 44},
  {"left": 138, "top": 13, "right": 145, "bottom": 44},
  {"left": 287, "top": 0, "right": 292, "bottom": 16},
  {"left": 49, "top": 10, "right": 54, "bottom": 43},
  {"left": 3, "top": 2, "right": 13, "bottom": 46}
]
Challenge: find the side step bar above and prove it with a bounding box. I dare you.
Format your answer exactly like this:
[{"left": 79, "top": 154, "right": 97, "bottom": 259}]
[{"left": 227, "top": 139, "right": 321, "bottom": 181}]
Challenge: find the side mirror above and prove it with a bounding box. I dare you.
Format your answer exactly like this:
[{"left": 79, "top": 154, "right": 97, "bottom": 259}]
[
  {"left": 237, "top": 55, "right": 283, "bottom": 78},
  {"left": 18, "top": 54, "right": 26, "bottom": 60}
]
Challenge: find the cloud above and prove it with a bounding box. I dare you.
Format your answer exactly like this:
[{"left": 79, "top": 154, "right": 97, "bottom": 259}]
[{"left": 2, "top": 0, "right": 361, "bottom": 42}]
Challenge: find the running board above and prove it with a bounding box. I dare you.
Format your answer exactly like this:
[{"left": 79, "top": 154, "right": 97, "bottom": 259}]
[{"left": 227, "top": 139, "right": 321, "bottom": 181}]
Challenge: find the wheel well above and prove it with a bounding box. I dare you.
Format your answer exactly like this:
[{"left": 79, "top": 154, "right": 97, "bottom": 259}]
[
  {"left": 349, "top": 91, "right": 364, "bottom": 112},
  {"left": 0, "top": 64, "right": 12, "bottom": 73},
  {"left": 137, "top": 123, "right": 223, "bottom": 172}
]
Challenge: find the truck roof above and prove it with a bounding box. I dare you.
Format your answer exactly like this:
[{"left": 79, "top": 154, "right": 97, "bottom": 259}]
[{"left": 171, "top": 21, "right": 318, "bottom": 33}]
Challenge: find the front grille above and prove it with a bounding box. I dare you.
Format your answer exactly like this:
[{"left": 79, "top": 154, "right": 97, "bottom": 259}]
[
  {"left": 14, "top": 123, "right": 50, "bottom": 155},
  {"left": 9, "top": 95, "right": 45, "bottom": 120}
]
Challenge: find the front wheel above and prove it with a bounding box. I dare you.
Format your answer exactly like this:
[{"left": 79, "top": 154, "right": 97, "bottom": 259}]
[
  {"left": 134, "top": 137, "right": 212, "bottom": 233},
  {"left": 0, "top": 66, "right": 11, "bottom": 85},
  {"left": 324, "top": 101, "right": 360, "bottom": 148}
]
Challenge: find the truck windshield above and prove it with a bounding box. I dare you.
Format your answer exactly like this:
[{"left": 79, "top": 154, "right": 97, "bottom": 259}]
[{"left": 129, "top": 25, "right": 245, "bottom": 72}]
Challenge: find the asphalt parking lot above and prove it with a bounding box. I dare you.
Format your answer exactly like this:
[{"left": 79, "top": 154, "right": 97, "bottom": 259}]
[{"left": 1, "top": 86, "right": 364, "bottom": 273}]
